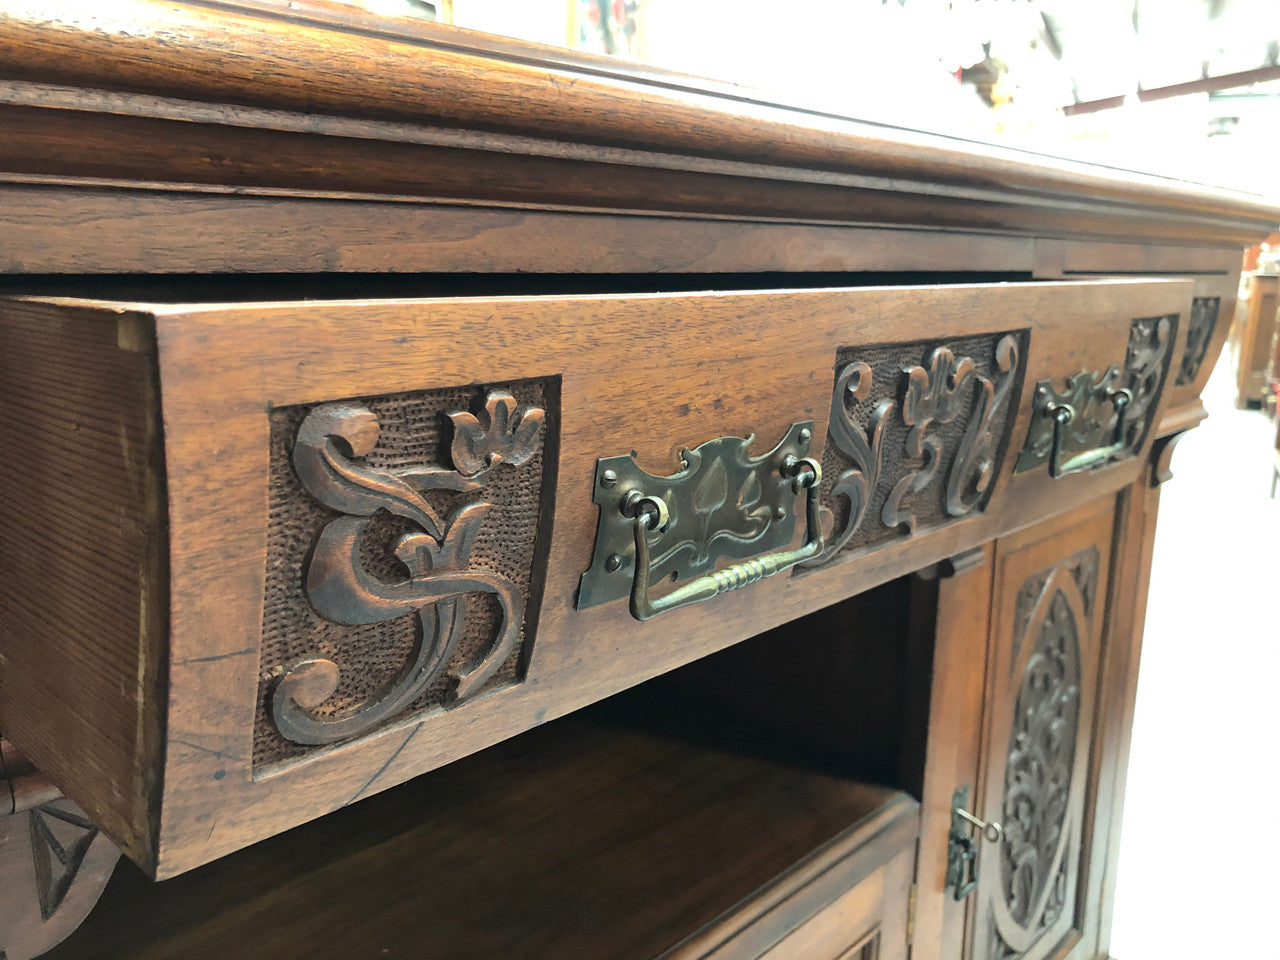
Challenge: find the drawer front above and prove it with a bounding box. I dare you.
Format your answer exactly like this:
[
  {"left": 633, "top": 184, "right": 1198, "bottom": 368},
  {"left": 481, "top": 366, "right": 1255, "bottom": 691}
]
[
  {"left": 668, "top": 793, "right": 919, "bottom": 960},
  {"left": 0, "top": 279, "right": 1190, "bottom": 875},
  {"left": 756, "top": 845, "right": 915, "bottom": 960}
]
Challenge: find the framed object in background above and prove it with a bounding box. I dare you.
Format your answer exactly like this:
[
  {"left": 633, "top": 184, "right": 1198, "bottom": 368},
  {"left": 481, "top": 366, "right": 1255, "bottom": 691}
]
[
  {"left": 362, "top": 0, "right": 453, "bottom": 22},
  {"left": 403, "top": 0, "right": 452, "bottom": 21},
  {"left": 571, "top": 0, "right": 644, "bottom": 57}
]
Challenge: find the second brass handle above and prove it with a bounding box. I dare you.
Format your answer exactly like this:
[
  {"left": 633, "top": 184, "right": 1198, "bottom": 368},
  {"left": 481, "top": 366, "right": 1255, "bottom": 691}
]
[
  {"left": 627, "top": 458, "right": 823, "bottom": 621},
  {"left": 1047, "top": 386, "right": 1133, "bottom": 477}
]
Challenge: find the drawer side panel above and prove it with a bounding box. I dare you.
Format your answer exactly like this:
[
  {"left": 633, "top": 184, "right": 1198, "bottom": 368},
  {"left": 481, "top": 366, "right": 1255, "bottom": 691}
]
[{"left": 0, "top": 299, "right": 166, "bottom": 868}]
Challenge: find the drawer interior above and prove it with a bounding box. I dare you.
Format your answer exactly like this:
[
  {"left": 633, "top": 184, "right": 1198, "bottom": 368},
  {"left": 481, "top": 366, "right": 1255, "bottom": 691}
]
[{"left": 42, "top": 579, "right": 924, "bottom": 960}]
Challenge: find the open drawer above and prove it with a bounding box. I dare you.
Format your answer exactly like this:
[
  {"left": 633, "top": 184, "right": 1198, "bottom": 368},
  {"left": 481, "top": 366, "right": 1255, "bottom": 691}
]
[{"left": 0, "top": 279, "right": 1188, "bottom": 876}]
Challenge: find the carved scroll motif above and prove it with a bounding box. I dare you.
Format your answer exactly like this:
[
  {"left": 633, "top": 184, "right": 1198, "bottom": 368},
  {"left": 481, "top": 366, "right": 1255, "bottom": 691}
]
[
  {"left": 946, "top": 334, "right": 1021, "bottom": 518},
  {"left": 882, "top": 347, "right": 977, "bottom": 531},
  {"left": 805, "top": 333, "right": 1023, "bottom": 569},
  {"left": 1176, "top": 296, "right": 1222, "bottom": 387},
  {"left": 1002, "top": 589, "right": 1080, "bottom": 933},
  {"left": 799, "top": 361, "right": 891, "bottom": 567},
  {"left": 268, "top": 388, "right": 548, "bottom": 749}
]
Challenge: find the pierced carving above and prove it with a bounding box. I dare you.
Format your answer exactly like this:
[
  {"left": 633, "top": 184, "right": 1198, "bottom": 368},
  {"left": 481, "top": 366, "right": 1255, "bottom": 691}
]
[
  {"left": 806, "top": 332, "right": 1024, "bottom": 568},
  {"left": 28, "top": 805, "right": 99, "bottom": 922},
  {"left": 258, "top": 382, "right": 555, "bottom": 760},
  {"left": 1176, "top": 296, "right": 1221, "bottom": 387},
  {"left": 991, "top": 549, "right": 1098, "bottom": 959}
]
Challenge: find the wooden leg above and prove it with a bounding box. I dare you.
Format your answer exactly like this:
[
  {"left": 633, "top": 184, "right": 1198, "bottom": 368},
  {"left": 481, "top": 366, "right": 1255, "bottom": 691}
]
[{"left": 0, "top": 739, "right": 120, "bottom": 960}]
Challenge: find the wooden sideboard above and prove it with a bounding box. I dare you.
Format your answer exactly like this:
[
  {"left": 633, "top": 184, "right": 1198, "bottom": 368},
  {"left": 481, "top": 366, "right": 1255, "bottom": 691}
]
[{"left": 1, "top": 5, "right": 1277, "bottom": 959}]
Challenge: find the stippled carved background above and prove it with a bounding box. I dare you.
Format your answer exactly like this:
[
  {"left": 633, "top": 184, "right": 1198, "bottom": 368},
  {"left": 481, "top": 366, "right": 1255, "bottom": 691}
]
[{"left": 255, "top": 377, "right": 557, "bottom": 767}]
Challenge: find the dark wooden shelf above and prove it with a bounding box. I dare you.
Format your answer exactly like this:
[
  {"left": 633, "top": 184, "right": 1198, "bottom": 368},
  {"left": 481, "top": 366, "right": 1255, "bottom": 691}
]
[{"left": 45, "top": 699, "right": 913, "bottom": 960}]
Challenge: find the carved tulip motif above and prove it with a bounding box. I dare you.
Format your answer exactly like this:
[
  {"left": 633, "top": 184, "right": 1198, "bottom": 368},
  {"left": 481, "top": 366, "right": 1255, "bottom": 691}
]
[
  {"left": 448, "top": 390, "right": 545, "bottom": 477},
  {"left": 808, "top": 333, "right": 1022, "bottom": 568}
]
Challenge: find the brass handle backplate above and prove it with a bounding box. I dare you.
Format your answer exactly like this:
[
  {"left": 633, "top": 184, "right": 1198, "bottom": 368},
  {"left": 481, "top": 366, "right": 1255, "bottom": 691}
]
[{"left": 576, "top": 421, "right": 819, "bottom": 616}]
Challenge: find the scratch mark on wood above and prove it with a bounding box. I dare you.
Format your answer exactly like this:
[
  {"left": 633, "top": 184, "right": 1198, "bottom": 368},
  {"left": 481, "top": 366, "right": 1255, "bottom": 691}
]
[
  {"left": 170, "top": 739, "right": 241, "bottom": 762},
  {"left": 348, "top": 723, "right": 423, "bottom": 805},
  {"left": 176, "top": 647, "right": 255, "bottom": 665}
]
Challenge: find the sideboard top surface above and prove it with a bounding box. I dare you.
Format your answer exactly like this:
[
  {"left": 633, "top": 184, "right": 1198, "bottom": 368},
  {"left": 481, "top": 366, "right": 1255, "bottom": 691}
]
[{"left": 1, "top": 1, "right": 1278, "bottom": 257}]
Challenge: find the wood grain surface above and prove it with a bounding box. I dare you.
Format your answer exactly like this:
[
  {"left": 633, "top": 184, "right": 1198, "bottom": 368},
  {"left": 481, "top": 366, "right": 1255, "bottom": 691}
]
[{"left": 0, "top": 299, "right": 166, "bottom": 868}]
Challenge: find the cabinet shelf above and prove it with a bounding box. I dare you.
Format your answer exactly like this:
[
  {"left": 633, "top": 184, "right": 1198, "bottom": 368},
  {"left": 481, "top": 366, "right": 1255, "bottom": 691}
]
[{"left": 45, "top": 687, "right": 917, "bottom": 960}]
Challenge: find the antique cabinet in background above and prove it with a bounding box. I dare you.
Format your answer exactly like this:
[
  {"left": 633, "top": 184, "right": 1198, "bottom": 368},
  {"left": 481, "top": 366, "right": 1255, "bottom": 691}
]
[{"left": 1231, "top": 272, "right": 1280, "bottom": 406}]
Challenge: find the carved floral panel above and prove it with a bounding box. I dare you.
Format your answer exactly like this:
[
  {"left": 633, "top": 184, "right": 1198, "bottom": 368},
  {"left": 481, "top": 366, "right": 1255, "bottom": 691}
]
[
  {"left": 987, "top": 547, "right": 1098, "bottom": 960},
  {"left": 804, "top": 331, "right": 1026, "bottom": 568},
  {"left": 255, "top": 378, "right": 558, "bottom": 767}
]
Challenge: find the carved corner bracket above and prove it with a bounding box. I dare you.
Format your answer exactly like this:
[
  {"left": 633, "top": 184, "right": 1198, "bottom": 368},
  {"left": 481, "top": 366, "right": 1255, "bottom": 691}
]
[{"left": 267, "top": 387, "right": 550, "bottom": 749}]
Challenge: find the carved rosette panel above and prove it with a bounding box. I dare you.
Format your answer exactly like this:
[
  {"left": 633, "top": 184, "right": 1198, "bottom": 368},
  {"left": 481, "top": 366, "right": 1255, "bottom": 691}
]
[
  {"left": 1176, "top": 296, "right": 1222, "bottom": 387},
  {"left": 255, "top": 379, "right": 557, "bottom": 766},
  {"left": 988, "top": 547, "right": 1098, "bottom": 960},
  {"left": 803, "top": 331, "right": 1025, "bottom": 568},
  {"left": 0, "top": 794, "right": 119, "bottom": 960}
]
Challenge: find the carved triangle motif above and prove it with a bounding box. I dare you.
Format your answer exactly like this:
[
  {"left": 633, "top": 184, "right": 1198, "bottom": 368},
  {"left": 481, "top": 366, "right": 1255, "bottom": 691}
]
[{"left": 28, "top": 805, "right": 98, "bottom": 921}]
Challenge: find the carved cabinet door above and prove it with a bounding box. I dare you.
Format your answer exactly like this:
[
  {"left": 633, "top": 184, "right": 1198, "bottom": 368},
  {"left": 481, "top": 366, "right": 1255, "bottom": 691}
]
[{"left": 968, "top": 502, "right": 1115, "bottom": 960}]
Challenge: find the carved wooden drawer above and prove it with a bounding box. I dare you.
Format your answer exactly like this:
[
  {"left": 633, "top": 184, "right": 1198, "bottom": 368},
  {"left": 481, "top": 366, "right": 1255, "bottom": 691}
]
[{"left": 0, "top": 279, "right": 1189, "bottom": 877}]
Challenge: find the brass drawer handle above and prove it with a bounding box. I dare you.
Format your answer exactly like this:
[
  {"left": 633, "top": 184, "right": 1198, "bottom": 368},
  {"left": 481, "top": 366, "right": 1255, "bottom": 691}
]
[
  {"left": 1015, "top": 368, "right": 1134, "bottom": 478},
  {"left": 1046, "top": 383, "right": 1132, "bottom": 477},
  {"left": 627, "top": 457, "right": 823, "bottom": 621},
  {"left": 576, "top": 421, "right": 820, "bottom": 614}
]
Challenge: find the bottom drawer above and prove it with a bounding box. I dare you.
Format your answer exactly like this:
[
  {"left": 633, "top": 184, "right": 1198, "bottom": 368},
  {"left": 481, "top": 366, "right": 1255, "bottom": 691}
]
[
  {"left": 671, "top": 801, "right": 916, "bottom": 960},
  {"left": 42, "top": 681, "right": 919, "bottom": 960}
]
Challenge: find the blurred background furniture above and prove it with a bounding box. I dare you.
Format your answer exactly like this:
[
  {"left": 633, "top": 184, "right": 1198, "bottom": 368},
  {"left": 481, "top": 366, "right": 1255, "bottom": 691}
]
[{"left": 1231, "top": 271, "right": 1280, "bottom": 407}]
